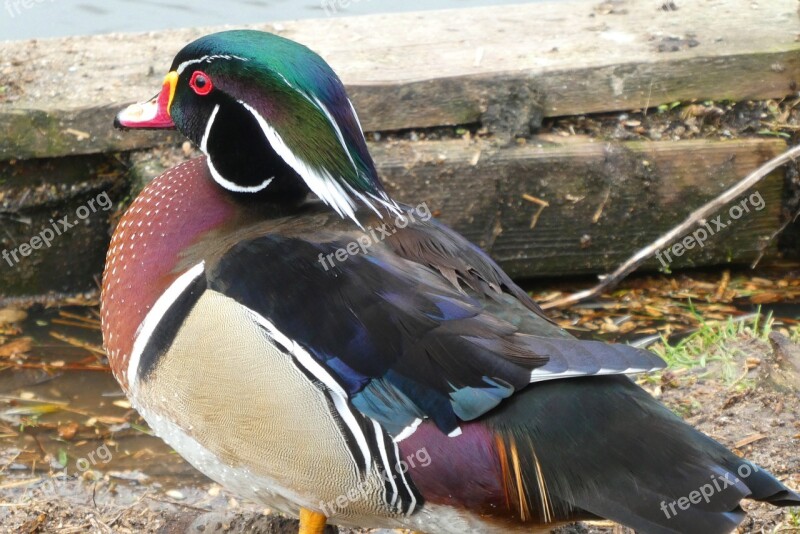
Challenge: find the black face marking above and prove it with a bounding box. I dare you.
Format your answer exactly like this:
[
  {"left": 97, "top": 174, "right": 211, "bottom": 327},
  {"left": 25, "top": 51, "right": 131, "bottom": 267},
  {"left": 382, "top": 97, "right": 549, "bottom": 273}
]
[
  {"left": 137, "top": 274, "right": 207, "bottom": 383},
  {"left": 203, "top": 99, "right": 309, "bottom": 200}
]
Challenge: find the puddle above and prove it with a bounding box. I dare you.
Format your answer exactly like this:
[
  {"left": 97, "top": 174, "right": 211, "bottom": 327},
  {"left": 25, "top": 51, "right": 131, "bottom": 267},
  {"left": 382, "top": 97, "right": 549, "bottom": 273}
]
[
  {"left": 0, "top": 267, "right": 797, "bottom": 531},
  {"left": 0, "top": 307, "right": 206, "bottom": 492},
  {"left": 1, "top": 268, "right": 797, "bottom": 490}
]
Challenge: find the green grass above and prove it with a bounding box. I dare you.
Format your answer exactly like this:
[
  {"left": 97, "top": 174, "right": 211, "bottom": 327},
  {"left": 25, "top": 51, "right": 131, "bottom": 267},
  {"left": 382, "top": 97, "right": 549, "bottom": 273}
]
[
  {"left": 651, "top": 306, "right": 775, "bottom": 385},
  {"left": 787, "top": 507, "right": 800, "bottom": 528}
]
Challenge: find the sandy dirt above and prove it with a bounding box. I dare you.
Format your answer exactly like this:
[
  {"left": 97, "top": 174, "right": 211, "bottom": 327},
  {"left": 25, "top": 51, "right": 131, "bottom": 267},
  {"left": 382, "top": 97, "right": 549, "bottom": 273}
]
[
  {"left": 1, "top": 270, "right": 799, "bottom": 533},
  {"left": 1, "top": 319, "right": 798, "bottom": 533}
]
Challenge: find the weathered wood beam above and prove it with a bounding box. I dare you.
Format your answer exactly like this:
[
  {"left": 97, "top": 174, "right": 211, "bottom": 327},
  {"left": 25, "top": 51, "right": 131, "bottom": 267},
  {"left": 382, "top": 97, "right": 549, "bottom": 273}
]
[
  {"left": 0, "top": 136, "right": 786, "bottom": 300},
  {"left": 1, "top": 0, "right": 798, "bottom": 160},
  {"left": 0, "top": 155, "right": 126, "bottom": 299},
  {"left": 375, "top": 137, "right": 787, "bottom": 278}
]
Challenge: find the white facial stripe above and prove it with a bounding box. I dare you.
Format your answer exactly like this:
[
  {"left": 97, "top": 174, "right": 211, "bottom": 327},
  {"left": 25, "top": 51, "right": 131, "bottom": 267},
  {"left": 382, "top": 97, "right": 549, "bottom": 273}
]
[
  {"left": 311, "top": 94, "right": 358, "bottom": 171},
  {"left": 275, "top": 76, "right": 360, "bottom": 184},
  {"left": 201, "top": 103, "right": 274, "bottom": 193},
  {"left": 239, "top": 101, "right": 364, "bottom": 226},
  {"left": 342, "top": 98, "right": 401, "bottom": 215},
  {"left": 200, "top": 104, "right": 220, "bottom": 153},
  {"left": 244, "top": 308, "right": 373, "bottom": 471},
  {"left": 176, "top": 54, "right": 249, "bottom": 75},
  {"left": 275, "top": 71, "right": 295, "bottom": 89},
  {"left": 237, "top": 76, "right": 399, "bottom": 222},
  {"left": 307, "top": 94, "right": 400, "bottom": 217},
  {"left": 348, "top": 98, "right": 366, "bottom": 137},
  {"left": 346, "top": 183, "right": 383, "bottom": 218},
  {"left": 128, "top": 262, "right": 206, "bottom": 392},
  {"left": 371, "top": 191, "right": 402, "bottom": 214},
  {"left": 206, "top": 159, "right": 274, "bottom": 193}
]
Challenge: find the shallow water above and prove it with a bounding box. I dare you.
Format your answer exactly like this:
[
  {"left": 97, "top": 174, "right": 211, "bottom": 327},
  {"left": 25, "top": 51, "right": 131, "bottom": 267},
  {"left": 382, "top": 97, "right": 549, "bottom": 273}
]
[
  {"left": 1, "top": 289, "right": 797, "bottom": 492},
  {"left": 0, "top": 0, "right": 549, "bottom": 41},
  {"left": 0, "top": 307, "right": 202, "bottom": 490}
]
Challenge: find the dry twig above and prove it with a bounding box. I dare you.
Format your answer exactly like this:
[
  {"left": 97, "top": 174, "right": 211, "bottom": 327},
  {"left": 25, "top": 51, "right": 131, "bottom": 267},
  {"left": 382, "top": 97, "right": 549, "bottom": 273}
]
[{"left": 543, "top": 143, "right": 800, "bottom": 310}]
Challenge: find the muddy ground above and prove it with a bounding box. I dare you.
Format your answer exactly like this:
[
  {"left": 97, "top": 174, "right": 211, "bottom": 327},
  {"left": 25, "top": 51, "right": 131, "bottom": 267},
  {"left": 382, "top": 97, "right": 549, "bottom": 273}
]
[{"left": 0, "top": 270, "right": 798, "bottom": 533}]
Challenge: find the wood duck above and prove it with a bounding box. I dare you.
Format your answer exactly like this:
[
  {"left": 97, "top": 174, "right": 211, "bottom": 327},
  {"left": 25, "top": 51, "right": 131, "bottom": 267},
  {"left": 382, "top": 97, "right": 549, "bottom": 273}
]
[{"left": 102, "top": 30, "right": 799, "bottom": 534}]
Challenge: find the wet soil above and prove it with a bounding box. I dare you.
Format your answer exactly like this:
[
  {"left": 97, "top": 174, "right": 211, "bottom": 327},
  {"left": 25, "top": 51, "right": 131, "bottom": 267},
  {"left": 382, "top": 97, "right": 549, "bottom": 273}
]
[{"left": 0, "top": 270, "right": 798, "bottom": 533}]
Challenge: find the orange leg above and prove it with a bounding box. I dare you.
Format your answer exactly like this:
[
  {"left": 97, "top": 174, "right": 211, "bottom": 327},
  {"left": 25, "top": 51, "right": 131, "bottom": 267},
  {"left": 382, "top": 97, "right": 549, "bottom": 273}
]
[{"left": 299, "top": 508, "right": 328, "bottom": 534}]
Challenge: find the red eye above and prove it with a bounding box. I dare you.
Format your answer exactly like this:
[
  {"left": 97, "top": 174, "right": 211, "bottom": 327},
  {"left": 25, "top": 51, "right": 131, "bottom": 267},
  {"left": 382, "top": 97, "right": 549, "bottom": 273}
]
[{"left": 189, "top": 71, "right": 213, "bottom": 95}]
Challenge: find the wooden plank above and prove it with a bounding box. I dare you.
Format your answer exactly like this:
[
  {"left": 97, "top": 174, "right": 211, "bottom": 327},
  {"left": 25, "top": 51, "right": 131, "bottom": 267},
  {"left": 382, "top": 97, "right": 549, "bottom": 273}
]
[
  {"left": 0, "top": 136, "right": 786, "bottom": 299},
  {"left": 0, "top": 155, "right": 126, "bottom": 299},
  {"left": 374, "top": 137, "right": 787, "bottom": 278},
  {"left": 1, "top": 0, "right": 798, "bottom": 160}
]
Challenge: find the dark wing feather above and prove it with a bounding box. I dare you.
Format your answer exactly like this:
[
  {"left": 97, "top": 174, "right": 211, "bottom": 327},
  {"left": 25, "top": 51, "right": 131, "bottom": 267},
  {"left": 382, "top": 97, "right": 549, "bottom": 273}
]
[
  {"left": 484, "top": 375, "right": 800, "bottom": 533},
  {"left": 384, "top": 212, "right": 552, "bottom": 322},
  {"left": 207, "top": 212, "right": 663, "bottom": 437}
]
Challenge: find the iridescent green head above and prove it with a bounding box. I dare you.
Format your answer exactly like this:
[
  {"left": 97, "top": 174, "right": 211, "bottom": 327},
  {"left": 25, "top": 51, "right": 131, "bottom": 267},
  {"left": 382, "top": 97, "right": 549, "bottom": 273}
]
[{"left": 116, "top": 30, "right": 396, "bottom": 222}]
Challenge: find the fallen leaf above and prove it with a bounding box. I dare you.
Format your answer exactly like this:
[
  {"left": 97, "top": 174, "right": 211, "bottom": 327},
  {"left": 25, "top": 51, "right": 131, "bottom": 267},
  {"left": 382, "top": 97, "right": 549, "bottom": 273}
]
[
  {"left": 57, "top": 422, "right": 79, "bottom": 441},
  {"left": 751, "top": 292, "right": 783, "bottom": 304},
  {"left": 3, "top": 403, "right": 64, "bottom": 417},
  {"left": 0, "top": 337, "right": 32, "bottom": 358},
  {"left": 0, "top": 308, "right": 27, "bottom": 325}
]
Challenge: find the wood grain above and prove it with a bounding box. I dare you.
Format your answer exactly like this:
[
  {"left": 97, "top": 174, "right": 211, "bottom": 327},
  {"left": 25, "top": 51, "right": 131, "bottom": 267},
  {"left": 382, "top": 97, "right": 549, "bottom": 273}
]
[
  {"left": 1, "top": 0, "right": 798, "bottom": 160},
  {"left": 373, "top": 137, "right": 787, "bottom": 277}
]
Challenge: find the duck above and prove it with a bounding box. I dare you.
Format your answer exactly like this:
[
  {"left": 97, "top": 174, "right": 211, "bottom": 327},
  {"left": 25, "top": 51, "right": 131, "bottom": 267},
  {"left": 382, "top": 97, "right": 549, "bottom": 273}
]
[{"left": 102, "top": 29, "right": 800, "bottom": 534}]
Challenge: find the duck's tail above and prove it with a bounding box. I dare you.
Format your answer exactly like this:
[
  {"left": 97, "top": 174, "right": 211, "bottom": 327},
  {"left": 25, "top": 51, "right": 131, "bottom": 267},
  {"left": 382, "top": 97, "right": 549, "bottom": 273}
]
[{"left": 484, "top": 375, "right": 800, "bottom": 534}]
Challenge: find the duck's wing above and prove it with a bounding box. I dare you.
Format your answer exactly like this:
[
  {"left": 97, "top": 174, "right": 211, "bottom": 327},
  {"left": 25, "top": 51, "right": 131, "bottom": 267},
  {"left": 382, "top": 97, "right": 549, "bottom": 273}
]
[
  {"left": 384, "top": 213, "right": 549, "bottom": 316},
  {"left": 383, "top": 210, "right": 580, "bottom": 339},
  {"left": 205, "top": 222, "right": 663, "bottom": 440}
]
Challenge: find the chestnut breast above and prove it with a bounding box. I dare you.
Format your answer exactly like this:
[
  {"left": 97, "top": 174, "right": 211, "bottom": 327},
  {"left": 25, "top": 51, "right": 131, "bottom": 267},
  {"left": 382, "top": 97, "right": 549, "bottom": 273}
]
[{"left": 101, "top": 157, "right": 236, "bottom": 389}]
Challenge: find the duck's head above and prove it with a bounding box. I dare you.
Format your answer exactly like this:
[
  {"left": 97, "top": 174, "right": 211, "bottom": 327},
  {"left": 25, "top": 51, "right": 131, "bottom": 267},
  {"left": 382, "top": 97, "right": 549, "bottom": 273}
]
[{"left": 116, "top": 30, "right": 396, "bottom": 222}]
